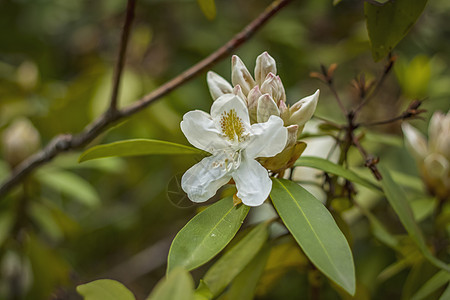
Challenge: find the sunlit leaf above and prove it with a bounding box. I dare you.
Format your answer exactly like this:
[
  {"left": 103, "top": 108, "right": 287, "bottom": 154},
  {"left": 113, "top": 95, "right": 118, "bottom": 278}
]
[
  {"left": 203, "top": 222, "right": 269, "bottom": 297},
  {"left": 365, "top": 0, "right": 428, "bottom": 61},
  {"left": 79, "top": 139, "right": 206, "bottom": 163},
  {"left": 294, "top": 156, "right": 382, "bottom": 193},
  {"left": 271, "top": 179, "right": 356, "bottom": 295},
  {"left": 197, "top": 0, "right": 216, "bottom": 20},
  {"left": 411, "top": 269, "right": 450, "bottom": 300},
  {"left": 411, "top": 197, "right": 437, "bottom": 222},
  {"left": 167, "top": 197, "right": 249, "bottom": 273},
  {"left": 379, "top": 166, "right": 450, "bottom": 272},
  {"left": 77, "top": 279, "right": 136, "bottom": 300},
  {"left": 146, "top": 268, "right": 195, "bottom": 300},
  {"left": 36, "top": 168, "right": 100, "bottom": 207}
]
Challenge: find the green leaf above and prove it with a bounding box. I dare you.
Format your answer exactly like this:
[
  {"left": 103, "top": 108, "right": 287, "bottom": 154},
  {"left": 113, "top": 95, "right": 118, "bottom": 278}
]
[
  {"left": 411, "top": 269, "right": 450, "bottom": 300},
  {"left": 203, "top": 222, "right": 269, "bottom": 297},
  {"left": 294, "top": 156, "right": 382, "bottom": 193},
  {"left": 146, "top": 268, "right": 195, "bottom": 300},
  {"left": 271, "top": 178, "right": 356, "bottom": 295},
  {"left": 79, "top": 139, "right": 205, "bottom": 163},
  {"left": 77, "top": 279, "right": 136, "bottom": 300},
  {"left": 365, "top": 0, "right": 428, "bottom": 61},
  {"left": 439, "top": 284, "right": 450, "bottom": 300},
  {"left": 36, "top": 168, "right": 100, "bottom": 207},
  {"left": 197, "top": 0, "right": 216, "bottom": 20},
  {"left": 219, "top": 244, "right": 271, "bottom": 300},
  {"left": 167, "top": 197, "right": 249, "bottom": 273},
  {"left": 379, "top": 166, "right": 450, "bottom": 272}
]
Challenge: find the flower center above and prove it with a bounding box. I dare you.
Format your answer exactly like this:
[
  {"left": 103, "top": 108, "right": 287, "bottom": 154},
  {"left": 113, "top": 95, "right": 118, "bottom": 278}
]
[{"left": 220, "top": 109, "right": 245, "bottom": 142}]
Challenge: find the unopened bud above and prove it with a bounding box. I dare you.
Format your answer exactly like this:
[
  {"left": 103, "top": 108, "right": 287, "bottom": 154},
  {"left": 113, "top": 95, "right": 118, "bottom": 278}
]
[
  {"left": 232, "top": 84, "right": 247, "bottom": 104},
  {"left": 288, "top": 89, "right": 320, "bottom": 127},
  {"left": 254, "top": 51, "right": 277, "bottom": 85},
  {"left": 257, "top": 94, "right": 279, "bottom": 123},
  {"left": 260, "top": 73, "right": 286, "bottom": 105},
  {"left": 231, "top": 55, "right": 256, "bottom": 95},
  {"left": 247, "top": 86, "right": 262, "bottom": 123},
  {"left": 2, "top": 118, "right": 41, "bottom": 168},
  {"left": 207, "top": 71, "right": 233, "bottom": 100}
]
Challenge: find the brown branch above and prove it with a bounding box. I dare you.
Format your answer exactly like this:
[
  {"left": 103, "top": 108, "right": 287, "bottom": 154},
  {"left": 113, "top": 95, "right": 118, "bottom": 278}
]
[
  {"left": 0, "top": 0, "right": 292, "bottom": 197},
  {"left": 109, "top": 0, "right": 136, "bottom": 113}
]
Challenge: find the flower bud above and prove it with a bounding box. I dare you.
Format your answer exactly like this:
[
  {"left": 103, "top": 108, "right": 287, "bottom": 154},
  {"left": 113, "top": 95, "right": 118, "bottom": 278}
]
[
  {"left": 257, "top": 94, "right": 280, "bottom": 123},
  {"left": 260, "top": 141, "right": 306, "bottom": 173},
  {"left": 401, "top": 123, "right": 428, "bottom": 161},
  {"left": 260, "top": 73, "right": 286, "bottom": 105},
  {"left": 288, "top": 89, "right": 320, "bottom": 127},
  {"left": 207, "top": 71, "right": 233, "bottom": 100},
  {"left": 278, "top": 100, "right": 289, "bottom": 123},
  {"left": 231, "top": 55, "right": 256, "bottom": 95},
  {"left": 428, "top": 111, "right": 450, "bottom": 159},
  {"left": 247, "top": 86, "right": 262, "bottom": 123},
  {"left": 2, "top": 118, "right": 41, "bottom": 168},
  {"left": 254, "top": 51, "right": 276, "bottom": 85},
  {"left": 232, "top": 84, "right": 247, "bottom": 104}
]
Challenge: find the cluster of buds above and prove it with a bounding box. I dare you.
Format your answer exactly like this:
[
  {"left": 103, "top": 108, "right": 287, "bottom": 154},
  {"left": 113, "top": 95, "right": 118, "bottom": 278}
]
[
  {"left": 207, "top": 52, "right": 319, "bottom": 172},
  {"left": 402, "top": 111, "right": 450, "bottom": 199}
]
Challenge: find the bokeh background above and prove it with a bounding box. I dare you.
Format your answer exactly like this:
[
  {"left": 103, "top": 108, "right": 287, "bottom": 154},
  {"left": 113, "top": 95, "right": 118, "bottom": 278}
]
[{"left": 0, "top": 0, "right": 449, "bottom": 299}]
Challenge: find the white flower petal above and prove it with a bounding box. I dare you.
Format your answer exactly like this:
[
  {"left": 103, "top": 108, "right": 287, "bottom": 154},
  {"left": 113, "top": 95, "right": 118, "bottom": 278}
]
[
  {"left": 288, "top": 89, "right": 319, "bottom": 126},
  {"left": 246, "top": 115, "right": 287, "bottom": 159},
  {"left": 402, "top": 123, "right": 428, "bottom": 161},
  {"left": 207, "top": 71, "right": 233, "bottom": 100},
  {"left": 233, "top": 157, "right": 272, "bottom": 206},
  {"left": 211, "top": 94, "right": 250, "bottom": 126},
  {"left": 181, "top": 155, "right": 232, "bottom": 203},
  {"left": 255, "top": 52, "right": 277, "bottom": 85},
  {"left": 231, "top": 55, "right": 256, "bottom": 95},
  {"left": 181, "top": 110, "right": 229, "bottom": 152}
]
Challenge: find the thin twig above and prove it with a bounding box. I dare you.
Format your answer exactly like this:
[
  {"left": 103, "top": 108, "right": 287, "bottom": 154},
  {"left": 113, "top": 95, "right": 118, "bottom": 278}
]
[
  {"left": 0, "top": 0, "right": 292, "bottom": 197},
  {"left": 109, "top": 0, "right": 136, "bottom": 113}
]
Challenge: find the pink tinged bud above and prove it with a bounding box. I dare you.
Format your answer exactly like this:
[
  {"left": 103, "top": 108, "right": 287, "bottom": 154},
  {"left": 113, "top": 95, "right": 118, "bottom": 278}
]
[
  {"left": 278, "top": 100, "right": 289, "bottom": 123},
  {"left": 207, "top": 71, "right": 233, "bottom": 100},
  {"left": 257, "top": 94, "right": 280, "bottom": 123},
  {"left": 231, "top": 55, "right": 256, "bottom": 95},
  {"left": 233, "top": 84, "right": 247, "bottom": 104},
  {"left": 247, "top": 86, "right": 262, "bottom": 123},
  {"left": 288, "top": 89, "right": 320, "bottom": 126},
  {"left": 286, "top": 125, "right": 299, "bottom": 148},
  {"left": 254, "top": 51, "right": 277, "bottom": 85},
  {"left": 260, "top": 73, "right": 286, "bottom": 105}
]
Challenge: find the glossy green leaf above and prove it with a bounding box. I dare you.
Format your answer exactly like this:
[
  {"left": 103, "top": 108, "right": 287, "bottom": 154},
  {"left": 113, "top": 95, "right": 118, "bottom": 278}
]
[
  {"left": 36, "top": 168, "right": 100, "bottom": 207},
  {"left": 365, "top": 0, "right": 428, "bottom": 61},
  {"left": 271, "top": 178, "right": 356, "bottom": 295},
  {"left": 146, "top": 268, "right": 195, "bottom": 300},
  {"left": 197, "top": 0, "right": 216, "bottom": 20},
  {"left": 411, "top": 269, "right": 450, "bottom": 300},
  {"left": 294, "top": 156, "right": 382, "bottom": 193},
  {"left": 77, "top": 279, "right": 136, "bottom": 300},
  {"left": 203, "top": 222, "right": 269, "bottom": 297},
  {"left": 219, "top": 244, "right": 271, "bottom": 300},
  {"left": 167, "top": 197, "right": 249, "bottom": 273},
  {"left": 79, "top": 139, "right": 205, "bottom": 163},
  {"left": 379, "top": 166, "right": 450, "bottom": 272}
]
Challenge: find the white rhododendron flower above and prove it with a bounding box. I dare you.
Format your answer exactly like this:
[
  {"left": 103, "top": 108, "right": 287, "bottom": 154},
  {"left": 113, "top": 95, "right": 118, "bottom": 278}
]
[
  {"left": 402, "top": 111, "right": 450, "bottom": 199},
  {"left": 181, "top": 94, "right": 288, "bottom": 206}
]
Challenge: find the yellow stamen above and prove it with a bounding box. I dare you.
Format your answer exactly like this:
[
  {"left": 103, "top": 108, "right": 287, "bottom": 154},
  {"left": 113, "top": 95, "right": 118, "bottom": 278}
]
[{"left": 220, "top": 109, "right": 245, "bottom": 142}]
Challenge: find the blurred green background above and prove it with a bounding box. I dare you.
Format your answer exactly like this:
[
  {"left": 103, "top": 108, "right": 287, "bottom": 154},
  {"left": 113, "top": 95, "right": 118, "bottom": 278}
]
[{"left": 0, "top": 0, "right": 449, "bottom": 299}]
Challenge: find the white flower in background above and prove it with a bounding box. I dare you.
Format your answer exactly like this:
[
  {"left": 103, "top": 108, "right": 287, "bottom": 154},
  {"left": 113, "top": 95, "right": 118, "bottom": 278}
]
[
  {"left": 206, "top": 52, "right": 319, "bottom": 172},
  {"left": 181, "top": 94, "right": 287, "bottom": 206},
  {"left": 402, "top": 111, "right": 450, "bottom": 199}
]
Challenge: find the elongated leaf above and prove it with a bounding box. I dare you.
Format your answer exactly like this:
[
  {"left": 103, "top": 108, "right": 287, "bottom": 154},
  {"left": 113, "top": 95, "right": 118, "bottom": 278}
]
[
  {"left": 77, "top": 279, "right": 136, "bottom": 300},
  {"left": 146, "top": 268, "right": 195, "bottom": 300},
  {"left": 203, "top": 222, "right": 269, "bottom": 296},
  {"left": 439, "top": 284, "right": 450, "bottom": 300},
  {"left": 197, "top": 0, "right": 216, "bottom": 20},
  {"left": 379, "top": 166, "right": 450, "bottom": 272},
  {"left": 365, "top": 0, "right": 428, "bottom": 61},
  {"left": 79, "top": 139, "right": 205, "bottom": 163},
  {"left": 36, "top": 168, "right": 100, "bottom": 207},
  {"left": 220, "top": 244, "right": 271, "bottom": 300},
  {"left": 294, "top": 156, "right": 382, "bottom": 193},
  {"left": 271, "top": 178, "right": 355, "bottom": 295},
  {"left": 411, "top": 269, "right": 450, "bottom": 300},
  {"left": 167, "top": 197, "right": 249, "bottom": 273}
]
